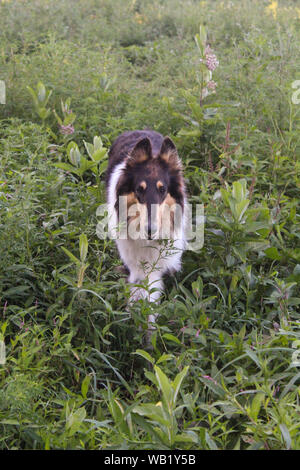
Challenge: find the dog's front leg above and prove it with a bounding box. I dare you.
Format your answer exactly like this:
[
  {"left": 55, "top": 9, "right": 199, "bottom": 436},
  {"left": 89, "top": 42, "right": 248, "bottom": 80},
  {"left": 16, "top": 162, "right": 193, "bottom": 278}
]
[
  {"left": 129, "top": 270, "right": 163, "bottom": 335},
  {"left": 146, "top": 271, "right": 163, "bottom": 327},
  {"left": 129, "top": 271, "right": 163, "bottom": 303}
]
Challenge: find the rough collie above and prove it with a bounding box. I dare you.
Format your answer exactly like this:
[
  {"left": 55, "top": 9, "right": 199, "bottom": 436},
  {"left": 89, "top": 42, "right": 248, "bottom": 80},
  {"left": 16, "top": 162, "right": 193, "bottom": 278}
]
[{"left": 106, "top": 130, "right": 186, "bottom": 331}]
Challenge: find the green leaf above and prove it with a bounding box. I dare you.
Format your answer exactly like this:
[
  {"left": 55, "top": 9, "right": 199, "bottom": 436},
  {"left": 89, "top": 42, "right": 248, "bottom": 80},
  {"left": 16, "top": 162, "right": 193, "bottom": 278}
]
[
  {"left": 250, "top": 392, "right": 265, "bottom": 422},
  {"left": 154, "top": 365, "right": 173, "bottom": 409},
  {"left": 37, "top": 82, "right": 46, "bottom": 103},
  {"left": 61, "top": 247, "right": 81, "bottom": 265},
  {"left": 144, "top": 369, "right": 158, "bottom": 387},
  {"left": 99, "top": 160, "right": 108, "bottom": 175},
  {"left": 156, "top": 353, "right": 174, "bottom": 365},
  {"left": 133, "top": 403, "right": 169, "bottom": 427},
  {"left": 232, "top": 180, "right": 247, "bottom": 202},
  {"left": 26, "top": 86, "right": 39, "bottom": 108},
  {"left": 194, "top": 33, "right": 204, "bottom": 56},
  {"left": 220, "top": 187, "right": 230, "bottom": 206},
  {"left": 63, "top": 112, "right": 76, "bottom": 126},
  {"left": 172, "top": 366, "right": 189, "bottom": 406},
  {"left": 174, "top": 431, "right": 198, "bottom": 444},
  {"left": 279, "top": 423, "right": 292, "bottom": 450},
  {"left": 179, "top": 284, "right": 196, "bottom": 304},
  {"left": 66, "top": 407, "right": 86, "bottom": 435},
  {"left": 178, "top": 128, "right": 201, "bottom": 138},
  {"left": 0, "top": 419, "right": 20, "bottom": 426},
  {"left": 205, "top": 430, "right": 219, "bottom": 450},
  {"left": 54, "top": 162, "right": 76, "bottom": 172},
  {"left": 264, "top": 247, "right": 281, "bottom": 260},
  {"left": 200, "top": 376, "right": 226, "bottom": 398},
  {"left": 208, "top": 215, "right": 233, "bottom": 232},
  {"left": 233, "top": 437, "right": 240, "bottom": 450},
  {"left": 67, "top": 142, "right": 81, "bottom": 167},
  {"left": 53, "top": 108, "right": 63, "bottom": 125},
  {"left": 244, "top": 346, "right": 261, "bottom": 369},
  {"left": 132, "top": 414, "right": 165, "bottom": 445},
  {"left": 83, "top": 140, "right": 94, "bottom": 158},
  {"left": 162, "top": 333, "right": 181, "bottom": 345},
  {"left": 92, "top": 148, "right": 108, "bottom": 162},
  {"left": 235, "top": 199, "right": 250, "bottom": 221},
  {"left": 81, "top": 375, "right": 91, "bottom": 399},
  {"left": 3, "top": 285, "right": 30, "bottom": 296},
  {"left": 134, "top": 349, "right": 155, "bottom": 365},
  {"left": 79, "top": 233, "right": 88, "bottom": 263},
  {"left": 232, "top": 246, "right": 247, "bottom": 263},
  {"left": 79, "top": 156, "right": 97, "bottom": 174},
  {"left": 38, "top": 107, "right": 50, "bottom": 121},
  {"left": 199, "top": 25, "right": 207, "bottom": 46}
]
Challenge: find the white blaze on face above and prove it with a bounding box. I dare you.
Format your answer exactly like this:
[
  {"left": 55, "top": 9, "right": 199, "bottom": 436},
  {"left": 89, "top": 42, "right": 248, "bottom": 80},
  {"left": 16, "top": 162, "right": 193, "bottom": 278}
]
[
  {"left": 158, "top": 195, "right": 183, "bottom": 240},
  {"left": 127, "top": 200, "right": 148, "bottom": 240}
]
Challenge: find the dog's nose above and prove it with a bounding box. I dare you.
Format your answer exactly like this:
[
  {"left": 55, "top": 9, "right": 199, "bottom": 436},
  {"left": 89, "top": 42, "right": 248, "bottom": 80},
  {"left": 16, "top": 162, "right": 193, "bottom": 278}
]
[{"left": 147, "top": 223, "right": 158, "bottom": 239}]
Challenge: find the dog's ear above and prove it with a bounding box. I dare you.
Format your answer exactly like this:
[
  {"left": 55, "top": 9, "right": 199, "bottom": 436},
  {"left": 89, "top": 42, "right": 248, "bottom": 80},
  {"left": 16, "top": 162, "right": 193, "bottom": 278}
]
[
  {"left": 158, "top": 137, "right": 182, "bottom": 171},
  {"left": 127, "top": 137, "right": 152, "bottom": 167}
]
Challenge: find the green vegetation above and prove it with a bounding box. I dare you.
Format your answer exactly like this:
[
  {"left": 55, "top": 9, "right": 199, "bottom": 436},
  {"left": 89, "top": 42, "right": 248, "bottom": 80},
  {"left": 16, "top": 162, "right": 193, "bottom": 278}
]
[{"left": 0, "top": 0, "right": 300, "bottom": 450}]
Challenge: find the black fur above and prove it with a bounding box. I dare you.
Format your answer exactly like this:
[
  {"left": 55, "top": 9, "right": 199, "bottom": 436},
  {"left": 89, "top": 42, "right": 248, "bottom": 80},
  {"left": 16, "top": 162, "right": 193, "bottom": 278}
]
[
  {"left": 107, "top": 130, "right": 184, "bottom": 208},
  {"left": 106, "top": 130, "right": 164, "bottom": 186}
]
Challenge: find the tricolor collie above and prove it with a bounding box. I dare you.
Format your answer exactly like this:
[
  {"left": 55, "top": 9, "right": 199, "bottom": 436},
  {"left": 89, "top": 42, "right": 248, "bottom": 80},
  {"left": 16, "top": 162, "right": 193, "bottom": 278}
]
[{"left": 106, "top": 130, "right": 186, "bottom": 330}]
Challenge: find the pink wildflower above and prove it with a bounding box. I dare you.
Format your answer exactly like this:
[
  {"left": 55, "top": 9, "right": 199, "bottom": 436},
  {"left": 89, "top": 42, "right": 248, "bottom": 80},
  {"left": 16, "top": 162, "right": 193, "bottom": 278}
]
[
  {"left": 202, "top": 375, "right": 218, "bottom": 385},
  {"left": 204, "top": 45, "right": 219, "bottom": 71},
  {"left": 59, "top": 124, "right": 75, "bottom": 135},
  {"left": 207, "top": 80, "right": 217, "bottom": 91}
]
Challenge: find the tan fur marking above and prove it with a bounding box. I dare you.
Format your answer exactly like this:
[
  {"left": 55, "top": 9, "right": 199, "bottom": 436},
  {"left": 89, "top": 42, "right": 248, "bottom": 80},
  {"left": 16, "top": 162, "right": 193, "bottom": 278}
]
[
  {"left": 126, "top": 192, "right": 138, "bottom": 208},
  {"left": 140, "top": 181, "right": 147, "bottom": 190},
  {"left": 160, "top": 151, "right": 182, "bottom": 170},
  {"left": 164, "top": 193, "right": 176, "bottom": 207},
  {"left": 156, "top": 180, "right": 164, "bottom": 189},
  {"left": 159, "top": 153, "right": 169, "bottom": 164},
  {"left": 127, "top": 201, "right": 148, "bottom": 239},
  {"left": 136, "top": 153, "right": 148, "bottom": 163}
]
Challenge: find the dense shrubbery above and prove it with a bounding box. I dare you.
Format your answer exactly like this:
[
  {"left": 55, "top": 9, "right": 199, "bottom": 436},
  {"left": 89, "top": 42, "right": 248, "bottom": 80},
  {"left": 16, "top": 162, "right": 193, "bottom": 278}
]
[{"left": 0, "top": 0, "right": 299, "bottom": 450}]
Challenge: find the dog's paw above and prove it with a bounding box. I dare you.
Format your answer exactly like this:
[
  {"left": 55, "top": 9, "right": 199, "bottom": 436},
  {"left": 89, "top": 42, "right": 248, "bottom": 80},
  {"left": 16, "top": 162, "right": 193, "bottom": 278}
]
[
  {"left": 129, "top": 286, "right": 147, "bottom": 304},
  {"left": 114, "top": 265, "right": 129, "bottom": 275}
]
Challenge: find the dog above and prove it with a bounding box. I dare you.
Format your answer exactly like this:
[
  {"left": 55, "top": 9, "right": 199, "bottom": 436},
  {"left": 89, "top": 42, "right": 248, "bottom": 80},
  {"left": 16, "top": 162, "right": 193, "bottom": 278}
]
[{"left": 106, "top": 130, "right": 187, "bottom": 332}]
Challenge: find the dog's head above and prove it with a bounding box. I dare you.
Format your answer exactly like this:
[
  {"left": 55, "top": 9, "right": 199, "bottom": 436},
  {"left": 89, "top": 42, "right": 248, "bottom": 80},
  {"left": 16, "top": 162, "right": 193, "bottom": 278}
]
[{"left": 115, "top": 137, "right": 185, "bottom": 240}]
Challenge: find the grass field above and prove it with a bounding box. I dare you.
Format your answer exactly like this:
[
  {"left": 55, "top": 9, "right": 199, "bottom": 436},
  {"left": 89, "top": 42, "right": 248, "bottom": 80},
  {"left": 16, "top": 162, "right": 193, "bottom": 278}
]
[{"left": 0, "top": 0, "right": 300, "bottom": 450}]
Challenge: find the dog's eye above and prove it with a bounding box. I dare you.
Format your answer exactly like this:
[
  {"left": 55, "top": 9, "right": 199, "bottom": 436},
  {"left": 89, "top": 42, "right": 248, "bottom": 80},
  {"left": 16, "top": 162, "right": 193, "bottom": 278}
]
[
  {"left": 136, "top": 185, "right": 145, "bottom": 194},
  {"left": 158, "top": 185, "right": 166, "bottom": 194}
]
